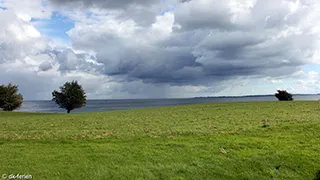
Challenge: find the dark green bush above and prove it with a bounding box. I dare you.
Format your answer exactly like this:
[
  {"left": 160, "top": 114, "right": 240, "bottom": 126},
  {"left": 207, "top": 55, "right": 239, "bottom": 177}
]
[
  {"left": 275, "top": 90, "right": 293, "bottom": 101},
  {"left": 0, "top": 83, "right": 23, "bottom": 111}
]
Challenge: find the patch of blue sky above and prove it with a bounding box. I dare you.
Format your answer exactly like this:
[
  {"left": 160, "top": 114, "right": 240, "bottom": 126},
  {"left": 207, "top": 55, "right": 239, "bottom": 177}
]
[
  {"left": 0, "top": 1, "right": 6, "bottom": 10},
  {"left": 86, "top": 11, "right": 111, "bottom": 19},
  {"left": 31, "top": 11, "right": 74, "bottom": 43},
  {"left": 41, "top": 0, "right": 47, "bottom": 7},
  {"left": 160, "top": 0, "right": 177, "bottom": 15},
  {"left": 0, "top": 0, "right": 6, "bottom": 10},
  {"left": 302, "top": 64, "right": 320, "bottom": 73},
  {"left": 85, "top": 11, "right": 106, "bottom": 23}
]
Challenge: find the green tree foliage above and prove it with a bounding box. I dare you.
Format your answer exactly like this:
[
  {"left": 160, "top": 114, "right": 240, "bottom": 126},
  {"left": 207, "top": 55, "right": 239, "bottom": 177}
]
[
  {"left": 275, "top": 90, "right": 293, "bottom": 101},
  {"left": 52, "top": 81, "right": 86, "bottom": 113},
  {"left": 0, "top": 83, "right": 23, "bottom": 111}
]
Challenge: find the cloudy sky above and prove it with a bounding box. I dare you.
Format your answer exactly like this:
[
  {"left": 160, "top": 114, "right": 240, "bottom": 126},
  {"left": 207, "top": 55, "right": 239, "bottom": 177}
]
[{"left": 1, "top": 0, "right": 320, "bottom": 100}]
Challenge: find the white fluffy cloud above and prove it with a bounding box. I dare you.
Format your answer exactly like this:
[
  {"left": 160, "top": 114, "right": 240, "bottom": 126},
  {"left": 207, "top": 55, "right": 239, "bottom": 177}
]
[
  {"left": 0, "top": 9, "right": 105, "bottom": 100},
  {"left": 0, "top": 10, "right": 48, "bottom": 64},
  {"left": 0, "top": 0, "right": 52, "bottom": 21}
]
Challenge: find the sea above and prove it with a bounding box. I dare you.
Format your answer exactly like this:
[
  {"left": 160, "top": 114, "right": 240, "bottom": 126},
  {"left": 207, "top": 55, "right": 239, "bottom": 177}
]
[{"left": 15, "top": 95, "right": 320, "bottom": 113}]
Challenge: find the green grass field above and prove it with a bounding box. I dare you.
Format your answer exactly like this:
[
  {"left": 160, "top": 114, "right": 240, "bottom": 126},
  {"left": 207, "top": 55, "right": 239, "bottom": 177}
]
[{"left": 1, "top": 101, "right": 320, "bottom": 179}]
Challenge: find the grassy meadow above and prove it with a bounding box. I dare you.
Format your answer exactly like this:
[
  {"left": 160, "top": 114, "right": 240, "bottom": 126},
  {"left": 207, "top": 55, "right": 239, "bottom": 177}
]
[{"left": 0, "top": 101, "right": 320, "bottom": 179}]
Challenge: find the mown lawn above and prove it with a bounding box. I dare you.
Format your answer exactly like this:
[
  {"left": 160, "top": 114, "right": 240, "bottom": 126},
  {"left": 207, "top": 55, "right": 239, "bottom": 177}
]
[{"left": 0, "top": 101, "right": 320, "bottom": 179}]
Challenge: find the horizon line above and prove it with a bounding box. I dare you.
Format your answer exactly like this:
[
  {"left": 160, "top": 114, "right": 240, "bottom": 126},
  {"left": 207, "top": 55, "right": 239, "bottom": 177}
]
[{"left": 23, "top": 93, "right": 320, "bottom": 101}]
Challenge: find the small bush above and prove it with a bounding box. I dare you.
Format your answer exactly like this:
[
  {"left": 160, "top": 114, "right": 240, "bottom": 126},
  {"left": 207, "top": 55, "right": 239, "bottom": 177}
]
[
  {"left": 0, "top": 83, "right": 23, "bottom": 111},
  {"left": 275, "top": 90, "right": 293, "bottom": 101}
]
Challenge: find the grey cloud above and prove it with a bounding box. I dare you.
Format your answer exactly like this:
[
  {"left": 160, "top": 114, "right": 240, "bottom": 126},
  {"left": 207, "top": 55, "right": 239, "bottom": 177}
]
[
  {"left": 48, "top": 0, "right": 159, "bottom": 9},
  {"left": 67, "top": 19, "right": 315, "bottom": 86},
  {"left": 39, "top": 61, "right": 53, "bottom": 71},
  {"left": 0, "top": 42, "right": 18, "bottom": 63},
  {"left": 116, "top": 5, "right": 157, "bottom": 26},
  {"left": 56, "top": 49, "right": 78, "bottom": 72},
  {"left": 173, "top": 1, "right": 242, "bottom": 32},
  {"left": 53, "top": 48, "right": 104, "bottom": 74},
  {"left": 48, "top": 0, "right": 185, "bottom": 26},
  {"left": 197, "top": 31, "right": 266, "bottom": 51},
  {"left": 173, "top": 0, "right": 314, "bottom": 32}
]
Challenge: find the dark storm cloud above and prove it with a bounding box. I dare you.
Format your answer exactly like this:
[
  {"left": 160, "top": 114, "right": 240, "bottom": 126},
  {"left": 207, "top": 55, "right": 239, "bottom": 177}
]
[
  {"left": 96, "top": 49, "right": 203, "bottom": 85},
  {"left": 66, "top": 21, "right": 315, "bottom": 87}
]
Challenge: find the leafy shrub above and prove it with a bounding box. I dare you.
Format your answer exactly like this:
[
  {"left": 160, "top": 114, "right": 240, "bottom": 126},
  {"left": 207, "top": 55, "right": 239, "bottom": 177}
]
[
  {"left": 275, "top": 90, "right": 293, "bottom": 101},
  {"left": 0, "top": 83, "right": 23, "bottom": 111}
]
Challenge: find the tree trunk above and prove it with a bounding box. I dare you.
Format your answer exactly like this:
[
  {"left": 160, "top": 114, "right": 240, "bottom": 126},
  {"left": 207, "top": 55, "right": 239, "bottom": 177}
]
[{"left": 67, "top": 109, "right": 71, "bottom": 113}]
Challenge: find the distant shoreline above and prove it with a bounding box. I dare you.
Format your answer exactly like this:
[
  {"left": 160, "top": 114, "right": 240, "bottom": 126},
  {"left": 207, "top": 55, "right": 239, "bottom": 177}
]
[
  {"left": 193, "top": 94, "right": 319, "bottom": 99},
  {"left": 23, "top": 94, "right": 320, "bottom": 101}
]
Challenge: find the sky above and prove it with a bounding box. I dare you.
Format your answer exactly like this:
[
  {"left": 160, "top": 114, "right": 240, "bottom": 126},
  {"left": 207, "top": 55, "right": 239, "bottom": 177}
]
[{"left": 1, "top": 0, "right": 320, "bottom": 100}]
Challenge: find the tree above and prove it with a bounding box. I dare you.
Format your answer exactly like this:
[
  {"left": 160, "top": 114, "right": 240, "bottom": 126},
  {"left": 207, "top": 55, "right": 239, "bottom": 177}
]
[
  {"left": 275, "top": 90, "right": 293, "bottom": 101},
  {"left": 52, "top": 81, "right": 86, "bottom": 113},
  {"left": 0, "top": 83, "right": 23, "bottom": 111}
]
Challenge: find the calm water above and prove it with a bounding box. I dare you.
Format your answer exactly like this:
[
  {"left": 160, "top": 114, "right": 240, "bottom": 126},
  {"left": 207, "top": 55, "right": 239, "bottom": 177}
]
[{"left": 16, "top": 95, "right": 320, "bottom": 113}]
